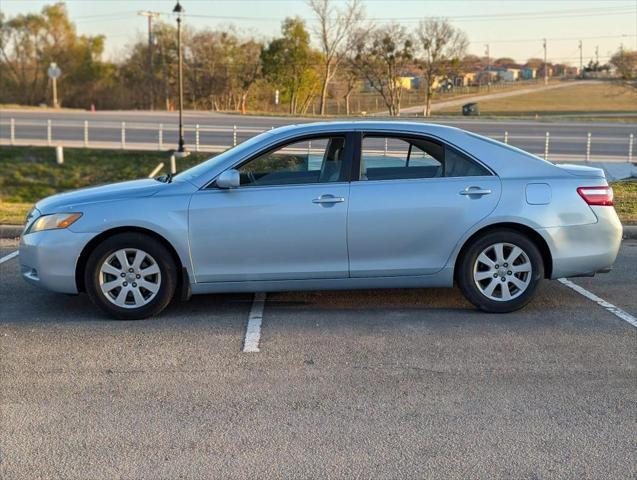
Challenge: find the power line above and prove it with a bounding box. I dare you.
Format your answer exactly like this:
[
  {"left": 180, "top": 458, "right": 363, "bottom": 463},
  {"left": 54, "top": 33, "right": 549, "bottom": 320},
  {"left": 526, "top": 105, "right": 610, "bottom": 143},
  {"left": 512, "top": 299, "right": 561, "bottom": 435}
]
[
  {"left": 469, "top": 34, "right": 636, "bottom": 45},
  {"left": 72, "top": 12, "right": 136, "bottom": 20},
  {"left": 431, "top": 9, "right": 637, "bottom": 23},
  {"left": 364, "top": 5, "right": 635, "bottom": 21},
  {"left": 144, "top": 6, "right": 635, "bottom": 23}
]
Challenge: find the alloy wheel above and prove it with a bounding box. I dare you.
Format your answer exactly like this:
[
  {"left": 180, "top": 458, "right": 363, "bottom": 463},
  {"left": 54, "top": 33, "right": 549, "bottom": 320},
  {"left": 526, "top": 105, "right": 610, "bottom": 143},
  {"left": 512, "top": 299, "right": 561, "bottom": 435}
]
[
  {"left": 99, "top": 248, "right": 161, "bottom": 309},
  {"left": 472, "top": 242, "right": 532, "bottom": 302}
]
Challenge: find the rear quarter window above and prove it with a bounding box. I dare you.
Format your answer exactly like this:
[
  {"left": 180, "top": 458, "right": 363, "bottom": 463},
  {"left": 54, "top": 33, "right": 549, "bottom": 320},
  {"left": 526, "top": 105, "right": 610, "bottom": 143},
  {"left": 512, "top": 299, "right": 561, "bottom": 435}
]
[{"left": 444, "top": 146, "right": 491, "bottom": 177}]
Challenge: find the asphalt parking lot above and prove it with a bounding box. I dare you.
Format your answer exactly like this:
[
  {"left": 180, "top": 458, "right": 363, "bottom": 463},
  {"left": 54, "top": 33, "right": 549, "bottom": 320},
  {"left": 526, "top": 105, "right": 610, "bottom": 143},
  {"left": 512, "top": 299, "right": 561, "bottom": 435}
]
[{"left": 1, "top": 238, "right": 635, "bottom": 479}]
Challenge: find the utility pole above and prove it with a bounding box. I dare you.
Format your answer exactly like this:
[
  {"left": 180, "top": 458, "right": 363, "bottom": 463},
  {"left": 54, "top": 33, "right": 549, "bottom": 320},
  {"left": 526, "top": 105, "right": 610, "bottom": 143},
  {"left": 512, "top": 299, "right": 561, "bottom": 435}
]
[
  {"left": 543, "top": 38, "right": 548, "bottom": 85},
  {"left": 485, "top": 44, "right": 490, "bottom": 89},
  {"left": 52, "top": 76, "right": 58, "bottom": 108},
  {"left": 138, "top": 11, "right": 160, "bottom": 110},
  {"left": 578, "top": 40, "right": 583, "bottom": 77},
  {"left": 595, "top": 45, "right": 600, "bottom": 66}
]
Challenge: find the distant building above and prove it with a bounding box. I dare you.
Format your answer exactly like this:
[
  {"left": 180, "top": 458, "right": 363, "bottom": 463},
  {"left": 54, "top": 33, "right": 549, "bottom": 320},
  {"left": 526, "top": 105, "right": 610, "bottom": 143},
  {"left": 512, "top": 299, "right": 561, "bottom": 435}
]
[
  {"left": 553, "top": 64, "right": 578, "bottom": 77},
  {"left": 451, "top": 72, "right": 476, "bottom": 87},
  {"left": 521, "top": 67, "right": 537, "bottom": 80},
  {"left": 497, "top": 69, "right": 516, "bottom": 82},
  {"left": 505, "top": 68, "right": 521, "bottom": 80},
  {"left": 396, "top": 76, "right": 422, "bottom": 90},
  {"left": 361, "top": 75, "right": 421, "bottom": 92}
]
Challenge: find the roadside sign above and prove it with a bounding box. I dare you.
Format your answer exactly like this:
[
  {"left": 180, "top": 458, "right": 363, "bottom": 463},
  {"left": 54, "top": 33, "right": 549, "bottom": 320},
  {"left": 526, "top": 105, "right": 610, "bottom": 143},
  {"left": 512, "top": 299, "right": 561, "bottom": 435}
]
[{"left": 48, "top": 63, "right": 61, "bottom": 79}]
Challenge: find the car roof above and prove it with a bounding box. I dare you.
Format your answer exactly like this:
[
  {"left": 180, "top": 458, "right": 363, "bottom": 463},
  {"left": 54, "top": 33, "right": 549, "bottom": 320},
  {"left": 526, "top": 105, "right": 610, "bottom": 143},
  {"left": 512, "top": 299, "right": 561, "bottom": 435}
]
[{"left": 270, "top": 121, "right": 462, "bottom": 137}]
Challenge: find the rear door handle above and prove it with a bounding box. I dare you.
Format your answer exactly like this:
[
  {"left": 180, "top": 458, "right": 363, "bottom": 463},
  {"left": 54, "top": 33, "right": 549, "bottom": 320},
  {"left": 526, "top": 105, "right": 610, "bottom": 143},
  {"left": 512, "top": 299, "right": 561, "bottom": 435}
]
[
  {"left": 459, "top": 187, "right": 492, "bottom": 196},
  {"left": 312, "top": 194, "right": 345, "bottom": 204}
]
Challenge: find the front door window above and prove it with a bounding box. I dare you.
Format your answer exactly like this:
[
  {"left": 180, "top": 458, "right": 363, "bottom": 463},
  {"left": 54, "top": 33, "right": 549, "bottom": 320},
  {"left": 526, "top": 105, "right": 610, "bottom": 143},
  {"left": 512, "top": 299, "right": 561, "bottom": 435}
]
[{"left": 238, "top": 136, "right": 347, "bottom": 186}]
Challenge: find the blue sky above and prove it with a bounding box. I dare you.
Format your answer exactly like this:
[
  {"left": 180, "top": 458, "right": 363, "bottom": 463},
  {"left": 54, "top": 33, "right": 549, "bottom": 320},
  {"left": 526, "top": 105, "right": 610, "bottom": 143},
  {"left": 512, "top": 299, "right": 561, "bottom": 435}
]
[{"left": 2, "top": 0, "right": 636, "bottom": 64}]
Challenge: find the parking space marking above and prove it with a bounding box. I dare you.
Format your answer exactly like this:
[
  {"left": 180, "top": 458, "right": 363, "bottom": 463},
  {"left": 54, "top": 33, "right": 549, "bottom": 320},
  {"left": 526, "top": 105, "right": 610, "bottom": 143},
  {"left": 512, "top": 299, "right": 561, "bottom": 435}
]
[
  {"left": 0, "top": 250, "right": 19, "bottom": 265},
  {"left": 559, "top": 278, "right": 637, "bottom": 328},
  {"left": 242, "top": 292, "right": 266, "bottom": 352}
]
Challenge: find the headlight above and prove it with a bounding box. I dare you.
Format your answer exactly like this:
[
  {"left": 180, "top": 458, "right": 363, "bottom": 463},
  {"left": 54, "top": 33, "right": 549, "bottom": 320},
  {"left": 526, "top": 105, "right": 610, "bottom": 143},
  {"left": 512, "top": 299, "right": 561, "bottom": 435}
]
[{"left": 26, "top": 213, "right": 82, "bottom": 234}]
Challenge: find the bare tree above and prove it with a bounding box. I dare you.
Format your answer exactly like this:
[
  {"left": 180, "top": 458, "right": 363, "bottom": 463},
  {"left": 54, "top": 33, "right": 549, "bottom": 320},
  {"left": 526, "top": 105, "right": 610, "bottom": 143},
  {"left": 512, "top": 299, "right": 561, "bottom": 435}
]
[
  {"left": 416, "top": 18, "right": 467, "bottom": 117},
  {"left": 341, "top": 62, "right": 359, "bottom": 115},
  {"left": 352, "top": 23, "right": 413, "bottom": 116},
  {"left": 232, "top": 39, "right": 262, "bottom": 114},
  {"left": 610, "top": 48, "right": 637, "bottom": 81},
  {"left": 308, "top": 0, "right": 363, "bottom": 115}
]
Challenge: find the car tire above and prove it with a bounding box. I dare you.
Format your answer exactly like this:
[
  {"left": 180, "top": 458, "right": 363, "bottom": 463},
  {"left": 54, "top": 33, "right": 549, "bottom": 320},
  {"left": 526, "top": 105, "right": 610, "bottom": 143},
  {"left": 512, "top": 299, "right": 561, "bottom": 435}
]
[
  {"left": 457, "top": 229, "right": 544, "bottom": 313},
  {"left": 84, "top": 232, "right": 177, "bottom": 320}
]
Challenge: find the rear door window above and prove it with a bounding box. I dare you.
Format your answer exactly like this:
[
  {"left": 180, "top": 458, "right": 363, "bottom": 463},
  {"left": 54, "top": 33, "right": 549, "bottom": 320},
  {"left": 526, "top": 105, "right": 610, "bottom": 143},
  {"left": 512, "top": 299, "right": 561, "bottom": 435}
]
[{"left": 360, "top": 135, "right": 490, "bottom": 180}]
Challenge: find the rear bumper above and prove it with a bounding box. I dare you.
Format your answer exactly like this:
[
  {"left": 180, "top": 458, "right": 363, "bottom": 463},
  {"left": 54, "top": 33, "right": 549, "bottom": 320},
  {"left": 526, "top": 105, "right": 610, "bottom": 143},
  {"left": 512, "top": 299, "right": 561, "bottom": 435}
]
[
  {"left": 19, "top": 229, "right": 94, "bottom": 294},
  {"left": 540, "top": 206, "right": 623, "bottom": 279}
]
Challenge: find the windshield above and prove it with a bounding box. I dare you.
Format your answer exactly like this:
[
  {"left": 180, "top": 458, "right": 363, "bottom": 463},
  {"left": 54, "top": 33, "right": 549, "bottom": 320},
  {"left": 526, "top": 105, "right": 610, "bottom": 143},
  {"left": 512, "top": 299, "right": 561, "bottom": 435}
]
[{"left": 173, "top": 130, "right": 274, "bottom": 183}]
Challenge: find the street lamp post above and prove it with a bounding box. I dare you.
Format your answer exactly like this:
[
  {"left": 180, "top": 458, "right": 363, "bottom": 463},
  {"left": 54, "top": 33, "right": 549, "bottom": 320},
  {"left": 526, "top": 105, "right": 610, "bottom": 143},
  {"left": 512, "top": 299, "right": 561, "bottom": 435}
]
[{"left": 173, "top": 1, "right": 186, "bottom": 154}]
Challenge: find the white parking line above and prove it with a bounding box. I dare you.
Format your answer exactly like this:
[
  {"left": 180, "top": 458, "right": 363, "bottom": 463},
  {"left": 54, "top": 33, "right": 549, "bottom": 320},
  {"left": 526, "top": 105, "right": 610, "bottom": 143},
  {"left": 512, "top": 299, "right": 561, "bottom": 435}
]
[
  {"left": 242, "top": 293, "right": 266, "bottom": 352},
  {"left": 558, "top": 278, "right": 637, "bottom": 328},
  {"left": 0, "top": 250, "right": 19, "bottom": 265}
]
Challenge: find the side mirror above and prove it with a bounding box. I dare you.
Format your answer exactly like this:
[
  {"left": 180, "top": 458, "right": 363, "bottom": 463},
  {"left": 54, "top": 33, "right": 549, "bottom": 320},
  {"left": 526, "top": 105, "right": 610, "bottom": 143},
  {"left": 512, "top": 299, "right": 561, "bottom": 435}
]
[{"left": 216, "top": 169, "right": 240, "bottom": 189}]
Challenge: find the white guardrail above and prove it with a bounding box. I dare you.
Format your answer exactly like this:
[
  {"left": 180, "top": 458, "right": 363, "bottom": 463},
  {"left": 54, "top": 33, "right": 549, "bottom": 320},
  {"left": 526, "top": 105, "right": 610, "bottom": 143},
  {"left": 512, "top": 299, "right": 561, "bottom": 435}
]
[{"left": 0, "top": 118, "right": 635, "bottom": 163}]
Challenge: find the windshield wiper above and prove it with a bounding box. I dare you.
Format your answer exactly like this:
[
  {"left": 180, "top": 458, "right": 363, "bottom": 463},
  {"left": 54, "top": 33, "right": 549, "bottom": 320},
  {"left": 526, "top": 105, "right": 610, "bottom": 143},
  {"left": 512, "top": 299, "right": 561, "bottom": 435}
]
[{"left": 155, "top": 173, "right": 175, "bottom": 183}]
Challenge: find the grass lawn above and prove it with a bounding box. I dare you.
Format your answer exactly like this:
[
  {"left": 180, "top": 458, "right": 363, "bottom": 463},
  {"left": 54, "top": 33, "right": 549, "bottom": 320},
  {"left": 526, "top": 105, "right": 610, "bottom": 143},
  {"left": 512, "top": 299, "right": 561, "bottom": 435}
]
[
  {"left": 435, "top": 82, "right": 637, "bottom": 116},
  {"left": 0, "top": 146, "right": 210, "bottom": 224},
  {"left": 0, "top": 201, "right": 31, "bottom": 225},
  {"left": 613, "top": 180, "right": 637, "bottom": 225},
  {"left": 0, "top": 146, "right": 635, "bottom": 225},
  {"left": 0, "top": 146, "right": 209, "bottom": 204}
]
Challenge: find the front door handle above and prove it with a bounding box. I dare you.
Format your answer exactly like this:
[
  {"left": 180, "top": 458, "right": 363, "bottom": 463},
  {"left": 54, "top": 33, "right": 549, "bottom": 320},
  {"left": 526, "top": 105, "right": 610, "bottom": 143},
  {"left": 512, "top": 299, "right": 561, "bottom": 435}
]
[
  {"left": 460, "top": 187, "right": 492, "bottom": 196},
  {"left": 312, "top": 194, "right": 345, "bottom": 204}
]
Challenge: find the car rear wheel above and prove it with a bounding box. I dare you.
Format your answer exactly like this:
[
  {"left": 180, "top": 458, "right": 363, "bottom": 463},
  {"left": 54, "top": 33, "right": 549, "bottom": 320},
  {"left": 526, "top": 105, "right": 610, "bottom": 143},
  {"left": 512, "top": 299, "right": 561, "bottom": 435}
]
[
  {"left": 457, "top": 229, "right": 544, "bottom": 313},
  {"left": 85, "top": 233, "right": 177, "bottom": 319}
]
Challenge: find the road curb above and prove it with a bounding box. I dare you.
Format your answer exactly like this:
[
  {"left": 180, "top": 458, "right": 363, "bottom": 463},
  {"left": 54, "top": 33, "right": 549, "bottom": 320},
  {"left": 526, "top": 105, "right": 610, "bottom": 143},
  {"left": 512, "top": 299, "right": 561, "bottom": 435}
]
[
  {"left": 623, "top": 225, "right": 637, "bottom": 240},
  {"left": 1, "top": 224, "right": 636, "bottom": 240},
  {"left": 0, "top": 225, "right": 23, "bottom": 239}
]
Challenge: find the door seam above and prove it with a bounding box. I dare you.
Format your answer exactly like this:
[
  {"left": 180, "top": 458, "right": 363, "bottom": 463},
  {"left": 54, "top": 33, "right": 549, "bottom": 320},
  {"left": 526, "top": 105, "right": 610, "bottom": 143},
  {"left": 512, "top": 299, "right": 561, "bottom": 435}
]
[{"left": 345, "top": 182, "right": 352, "bottom": 278}]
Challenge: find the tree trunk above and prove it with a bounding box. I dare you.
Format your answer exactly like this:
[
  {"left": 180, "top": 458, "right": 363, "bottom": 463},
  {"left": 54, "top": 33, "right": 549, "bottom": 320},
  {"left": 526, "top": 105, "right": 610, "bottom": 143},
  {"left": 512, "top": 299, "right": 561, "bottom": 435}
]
[
  {"left": 240, "top": 92, "right": 248, "bottom": 114},
  {"left": 319, "top": 66, "right": 330, "bottom": 115},
  {"left": 423, "top": 82, "right": 433, "bottom": 117},
  {"left": 345, "top": 92, "right": 351, "bottom": 115}
]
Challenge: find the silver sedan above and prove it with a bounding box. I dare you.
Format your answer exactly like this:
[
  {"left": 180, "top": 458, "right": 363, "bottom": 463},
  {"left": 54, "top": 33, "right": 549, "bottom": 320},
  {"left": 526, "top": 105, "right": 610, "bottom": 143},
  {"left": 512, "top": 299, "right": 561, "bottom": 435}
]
[{"left": 19, "top": 122, "right": 622, "bottom": 319}]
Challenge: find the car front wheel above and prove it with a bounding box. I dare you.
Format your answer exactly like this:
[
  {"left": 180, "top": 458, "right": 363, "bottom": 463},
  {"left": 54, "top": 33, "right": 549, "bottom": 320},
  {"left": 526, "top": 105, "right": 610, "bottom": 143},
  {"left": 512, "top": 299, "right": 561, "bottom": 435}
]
[
  {"left": 85, "top": 233, "right": 177, "bottom": 319},
  {"left": 457, "top": 229, "right": 544, "bottom": 313}
]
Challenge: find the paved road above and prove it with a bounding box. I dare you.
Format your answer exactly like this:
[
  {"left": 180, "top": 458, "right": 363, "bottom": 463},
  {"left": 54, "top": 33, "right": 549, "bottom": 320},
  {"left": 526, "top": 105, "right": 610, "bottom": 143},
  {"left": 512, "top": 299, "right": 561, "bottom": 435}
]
[
  {"left": 1, "top": 238, "right": 635, "bottom": 479},
  {"left": 1, "top": 109, "right": 635, "bottom": 159}
]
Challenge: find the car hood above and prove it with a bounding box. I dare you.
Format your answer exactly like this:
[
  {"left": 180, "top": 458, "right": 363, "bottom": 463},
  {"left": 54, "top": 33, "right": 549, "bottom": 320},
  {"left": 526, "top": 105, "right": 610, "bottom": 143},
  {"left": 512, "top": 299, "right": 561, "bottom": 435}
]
[{"left": 36, "top": 179, "right": 162, "bottom": 214}]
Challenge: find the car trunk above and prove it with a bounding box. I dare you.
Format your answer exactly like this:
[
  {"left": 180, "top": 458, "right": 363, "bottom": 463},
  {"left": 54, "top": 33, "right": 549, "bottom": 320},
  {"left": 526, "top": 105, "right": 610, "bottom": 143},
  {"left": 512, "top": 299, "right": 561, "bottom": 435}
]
[{"left": 556, "top": 164, "right": 606, "bottom": 179}]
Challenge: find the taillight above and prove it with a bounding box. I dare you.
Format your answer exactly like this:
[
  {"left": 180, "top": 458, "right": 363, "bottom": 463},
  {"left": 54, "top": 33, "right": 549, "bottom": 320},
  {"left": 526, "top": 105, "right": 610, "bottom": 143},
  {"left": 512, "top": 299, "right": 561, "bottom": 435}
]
[{"left": 577, "top": 186, "right": 614, "bottom": 206}]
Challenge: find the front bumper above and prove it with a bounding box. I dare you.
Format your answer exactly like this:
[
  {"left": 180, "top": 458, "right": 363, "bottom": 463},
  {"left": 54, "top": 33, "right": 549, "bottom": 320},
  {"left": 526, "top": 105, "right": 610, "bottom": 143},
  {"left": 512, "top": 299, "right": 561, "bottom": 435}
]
[
  {"left": 19, "top": 228, "right": 95, "bottom": 294},
  {"left": 540, "top": 206, "right": 623, "bottom": 279}
]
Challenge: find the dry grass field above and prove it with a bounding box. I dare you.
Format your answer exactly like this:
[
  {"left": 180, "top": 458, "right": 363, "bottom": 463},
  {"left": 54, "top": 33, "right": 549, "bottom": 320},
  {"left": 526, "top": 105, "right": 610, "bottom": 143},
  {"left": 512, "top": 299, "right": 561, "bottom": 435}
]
[{"left": 436, "top": 82, "right": 637, "bottom": 116}]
